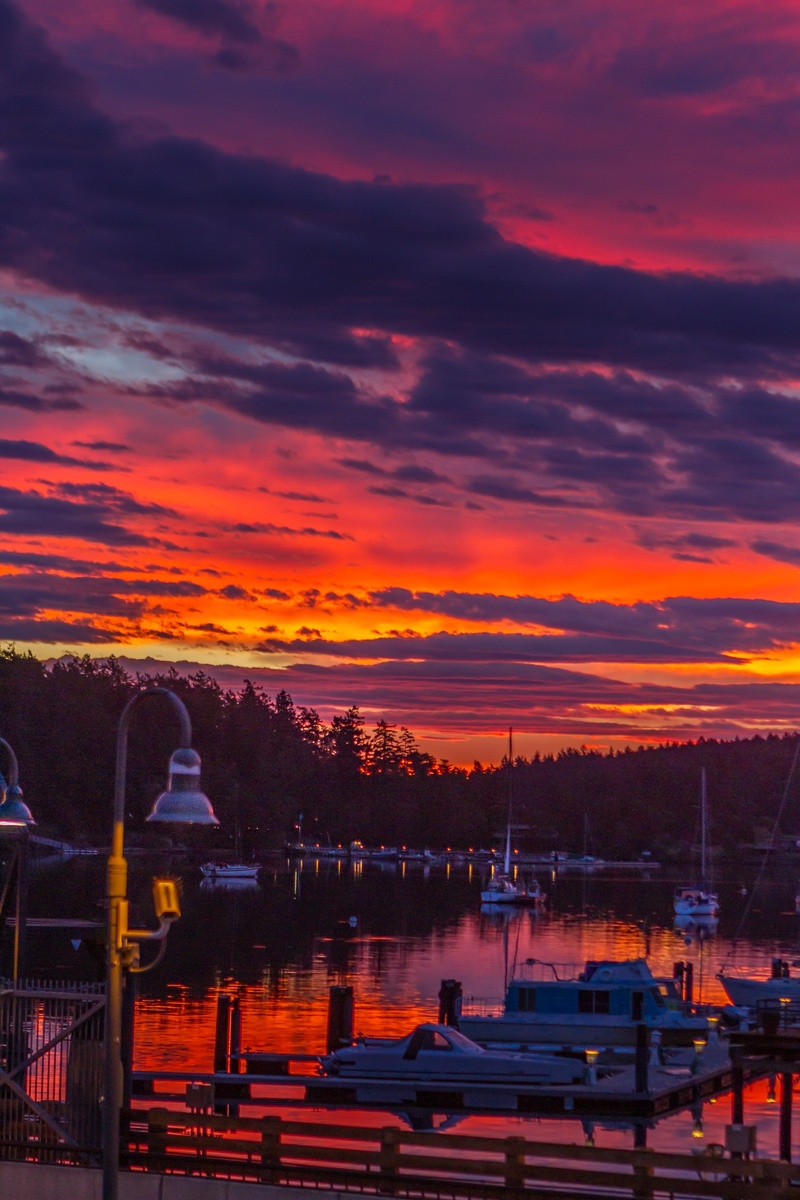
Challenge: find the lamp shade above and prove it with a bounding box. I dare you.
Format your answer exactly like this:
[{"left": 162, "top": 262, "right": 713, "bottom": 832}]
[
  {"left": 146, "top": 747, "right": 219, "bottom": 825},
  {"left": 0, "top": 784, "right": 35, "bottom": 826}
]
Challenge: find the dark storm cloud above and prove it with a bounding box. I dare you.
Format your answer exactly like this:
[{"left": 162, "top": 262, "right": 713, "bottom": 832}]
[
  {"left": 0, "top": 573, "right": 146, "bottom": 618},
  {"left": 5, "top": 0, "right": 800, "bottom": 527},
  {"left": 466, "top": 476, "right": 580, "bottom": 507},
  {"left": 256, "top": 628, "right": 737, "bottom": 664},
  {"left": 72, "top": 440, "right": 132, "bottom": 453},
  {"left": 0, "top": 385, "right": 81, "bottom": 412},
  {"left": 751, "top": 540, "right": 800, "bottom": 568},
  {"left": 134, "top": 0, "right": 263, "bottom": 44},
  {"left": 0, "top": 550, "right": 147, "bottom": 573},
  {"left": 360, "top": 588, "right": 800, "bottom": 657},
  {"left": 132, "top": 0, "right": 300, "bottom": 74},
  {"left": 0, "top": 486, "right": 158, "bottom": 546},
  {"left": 229, "top": 520, "right": 351, "bottom": 539},
  {"left": 48, "top": 481, "right": 175, "bottom": 517},
  {"left": 4, "top": 0, "right": 800, "bottom": 383},
  {"left": 0, "top": 330, "right": 48, "bottom": 366},
  {"left": 104, "top": 654, "right": 800, "bottom": 739},
  {"left": 0, "top": 617, "right": 118, "bottom": 643},
  {"left": 0, "top": 438, "right": 113, "bottom": 469},
  {"left": 636, "top": 531, "right": 738, "bottom": 553}
]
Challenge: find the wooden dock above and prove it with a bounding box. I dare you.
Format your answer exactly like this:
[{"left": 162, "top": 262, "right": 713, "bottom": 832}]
[{"left": 132, "top": 1035, "right": 764, "bottom": 1121}]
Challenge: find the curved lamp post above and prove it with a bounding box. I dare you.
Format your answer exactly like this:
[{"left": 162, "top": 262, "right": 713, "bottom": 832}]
[
  {"left": 0, "top": 737, "right": 35, "bottom": 827},
  {"left": 0, "top": 737, "right": 35, "bottom": 981},
  {"left": 102, "top": 688, "right": 219, "bottom": 1200}
]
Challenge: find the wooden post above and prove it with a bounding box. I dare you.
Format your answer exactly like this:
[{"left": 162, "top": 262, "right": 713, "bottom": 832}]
[
  {"left": 503, "top": 1135, "right": 526, "bottom": 1194},
  {"left": 213, "top": 994, "right": 231, "bottom": 1073},
  {"left": 147, "top": 1107, "right": 169, "bottom": 1173},
  {"left": 634, "top": 1023, "right": 649, "bottom": 1093},
  {"left": 438, "top": 979, "right": 463, "bottom": 1026},
  {"left": 732, "top": 1060, "right": 744, "bottom": 1126},
  {"left": 632, "top": 1123, "right": 652, "bottom": 1199},
  {"left": 260, "top": 1114, "right": 282, "bottom": 1183},
  {"left": 684, "top": 962, "right": 694, "bottom": 1005},
  {"left": 326, "top": 985, "right": 354, "bottom": 1053},
  {"left": 379, "top": 1127, "right": 401, "bottom": 1195},
  {"left": 673, "top": 961, "right": 685, "bottom": 1002},
  {"left": 229, "top": 996, "right": 242, "bottom": 1068},
  {"left": 780, "top": 1071, "right": 793, "bottom": 1162}
]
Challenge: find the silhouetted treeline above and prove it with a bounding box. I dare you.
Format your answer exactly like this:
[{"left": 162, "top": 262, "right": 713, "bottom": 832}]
[{"left": 0, "top": 649, "right": 797, "bottom": 858}]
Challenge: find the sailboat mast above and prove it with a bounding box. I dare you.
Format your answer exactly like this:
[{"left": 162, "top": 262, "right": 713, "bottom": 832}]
[
  {"left": 504, "top": 726, "right": 513, "bottom": 875},
  {"left": 700, "top": 767, "right": 707, "bottom": 885}
]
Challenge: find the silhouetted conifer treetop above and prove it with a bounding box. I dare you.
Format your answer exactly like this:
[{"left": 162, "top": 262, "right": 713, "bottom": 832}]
[{"left": 0, "top": 649, "right": 796, "bottom": 857}]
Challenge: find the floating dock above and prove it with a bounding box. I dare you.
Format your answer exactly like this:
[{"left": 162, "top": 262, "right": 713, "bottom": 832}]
[{"left": 132, "top": 1035, "right": 763, "bottom": 1120}]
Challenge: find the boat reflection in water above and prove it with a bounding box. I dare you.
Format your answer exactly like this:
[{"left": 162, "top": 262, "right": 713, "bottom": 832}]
[
  {"left": 200, "top": 875, "right": 260, "bottom": 893},
  {"left": 674, "top": 914, "right": 718, "bottom": 939}
]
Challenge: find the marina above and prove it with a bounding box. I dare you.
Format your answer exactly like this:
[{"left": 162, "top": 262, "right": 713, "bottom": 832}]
[{"left": 8, "top": 855, "right": 800, "bottom": 1152}]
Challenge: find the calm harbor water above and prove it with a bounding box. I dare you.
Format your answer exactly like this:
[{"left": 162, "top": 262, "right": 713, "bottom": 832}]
[{"left": 20, "top": 854, "right": 800, "bottom": 1158}]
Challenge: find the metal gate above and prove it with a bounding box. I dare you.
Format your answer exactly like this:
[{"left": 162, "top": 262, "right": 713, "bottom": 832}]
[{"left": 0, "top": 978, "right": 105, "bottom": 1163}]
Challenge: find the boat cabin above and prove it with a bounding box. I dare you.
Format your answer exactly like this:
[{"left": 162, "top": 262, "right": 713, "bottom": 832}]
[{"left": 505, "top": 959, "right": 680, "bottom": 1022}]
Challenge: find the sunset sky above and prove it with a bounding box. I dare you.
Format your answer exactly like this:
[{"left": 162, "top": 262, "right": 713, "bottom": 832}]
[{"left": 2, "top": 0, "right": 800, "bottom": 762}]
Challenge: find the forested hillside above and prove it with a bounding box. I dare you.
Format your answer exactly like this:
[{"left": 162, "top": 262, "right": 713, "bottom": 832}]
[{"left": 0, "top": 649, "right": 796, "bottom": 858}]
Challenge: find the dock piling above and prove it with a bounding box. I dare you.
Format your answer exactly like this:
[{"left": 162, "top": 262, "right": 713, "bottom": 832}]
[
  {"left": 438, "top": 979, "right": 462, "bottom": 1026},
  {"left": 229, "top": 996, "right": 242, "bottom": 1068},
  {"left": 634, "top": 1023, "right": 649, "bottom": 1094},
  {"left": 327, "top": 985, "right": 354, "bottom": 1054},
  {"left": 780, "top": 1071, "right": 793, "bottom": 1162},
  {"left": 673, "top": 961, "right": 685, "bottom": 1001},
  {"left": 213, "top": 994, "right": 232, "bottom": 1074}
]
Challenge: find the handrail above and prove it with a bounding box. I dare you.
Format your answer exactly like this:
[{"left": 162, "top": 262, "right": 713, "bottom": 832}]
[{"left": 125, "top": 1107, "right": 799, "bottom": 1193}]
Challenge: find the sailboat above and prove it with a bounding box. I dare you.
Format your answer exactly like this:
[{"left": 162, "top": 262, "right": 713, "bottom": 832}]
[
  {"left": 480, "top": 729, "right": 545, "bottom": 906},
  {"left": 673, "top": 768, "right": 718, "bottom": 917},
  {"left": 201, "top": 787, "right": 260, "bottom": 881}
]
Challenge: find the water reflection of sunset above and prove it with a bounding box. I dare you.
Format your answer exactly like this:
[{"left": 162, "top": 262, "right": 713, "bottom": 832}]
[{"left": 107, "top": 859, "right": 800, "bottom": 1157}]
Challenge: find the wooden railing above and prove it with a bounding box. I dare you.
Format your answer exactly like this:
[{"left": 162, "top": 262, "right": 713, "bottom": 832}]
[{"left": 125, "top": 1108, "right": 800, "bottom": 1197}]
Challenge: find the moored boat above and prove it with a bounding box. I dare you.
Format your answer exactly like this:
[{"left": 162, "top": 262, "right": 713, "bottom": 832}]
[
  {"left": 459, "top": 958, "right": 709, "bottom": 1048},
  {"left": 200, "top": 861, "right": 260, "bottom": 879},
  {"left": 673, "top": 768, "right": 718, "bottom": 918},
  {"left": 481, "top": 874, "right": 545, "bottom": 905},
  {"left": 718, "top": 959, "right": 800, "bottom": 1008},
  {"left": 321, "top": 1023, "right": 587, "bottom": 1084}
]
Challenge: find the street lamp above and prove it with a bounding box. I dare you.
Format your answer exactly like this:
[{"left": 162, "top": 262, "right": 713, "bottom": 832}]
[
  {"left": 102, "top": 687, "right": 219, "bottom": 1200},
  {"left": 0, "top": 736, "right": 35, "bottom": 827},
  {"left": 0, "top": 736, "right": 35, "bottom": 980}
]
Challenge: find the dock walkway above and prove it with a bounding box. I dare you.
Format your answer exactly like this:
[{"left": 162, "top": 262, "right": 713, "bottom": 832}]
[{"left": 133, "top": 1035, "right": 757, "bottom": 1120}]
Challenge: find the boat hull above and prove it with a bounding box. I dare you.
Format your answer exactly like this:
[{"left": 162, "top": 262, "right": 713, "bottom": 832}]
[
  {"left": 719, "top": 974, "right": 800, "bottom": 1008},
  {"left": 458, "top": 1013, "right": 708, "bottom": 1049},
  {"left": 674, "top": 889, "right": 718, "bottom": 917},
  {"left": 200, "top": 863, "right": 260, "bottom": 879}
]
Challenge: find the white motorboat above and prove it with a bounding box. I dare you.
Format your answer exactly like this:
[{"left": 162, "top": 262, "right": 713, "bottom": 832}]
[
  {"left": 719, "top": 959, "right": 800, "bottom": 1008},
  {"left": 674, "top": 768, "right": 718, "bottom": 917},
  {"left": 321, "top": 1023, "right": 586, "bottom": 1084},
  {"left": 200, "top": 862, "right": 260, "bottom": 879},
  {"left": 459, "top": 958, "right": 709, "bottom": 1048}
]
